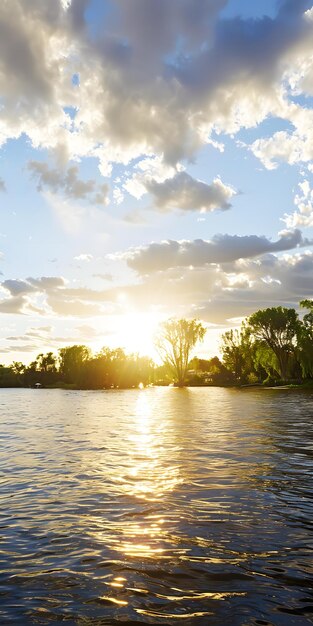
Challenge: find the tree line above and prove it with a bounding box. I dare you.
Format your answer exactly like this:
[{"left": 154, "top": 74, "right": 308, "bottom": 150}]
[
  {"left": 220, "top": 300, "right": 313, "bottom": 386},
  {"left": 0, "top": 346, "right": 155, "bottom": 389},
  {"left": 0, "top": 300, "right": 312, "bottom": 389}
]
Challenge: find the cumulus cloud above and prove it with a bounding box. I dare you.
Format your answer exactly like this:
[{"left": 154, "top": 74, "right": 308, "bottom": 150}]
[
  {"left": 0, "top": 0, "right": 312, "bottom": 171},
  {"left": 144, "top": 172, "right": 235, "bottom": 213},
  {"left": 28, "top": 161, "right": 109, "bottom": 205},
  {"left": 124, "top": 229, "right": 310, "bottom": 274},
  {"left": 283, "top": 179, "right": 313, "bottom": 228}
]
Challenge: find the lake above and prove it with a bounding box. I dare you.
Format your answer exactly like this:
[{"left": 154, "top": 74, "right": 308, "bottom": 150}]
[{"left": 0, "top": 387, "right": 313, "bottom": 625}]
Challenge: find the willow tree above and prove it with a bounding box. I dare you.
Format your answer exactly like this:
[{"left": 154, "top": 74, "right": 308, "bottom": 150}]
[{"left": 156, "top": 318, "right": 206, "bottom": 387}]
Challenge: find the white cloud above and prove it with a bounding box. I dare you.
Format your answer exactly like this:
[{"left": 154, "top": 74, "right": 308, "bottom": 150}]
[
  {"left": 74, "top": 254, "right": 93, "bottom": 262},
  {"left": 283, "top": 179, "right": 313, "bottom": 227},
  {"left": 0, "top": 1, "right": 313, "bottom": 171}
]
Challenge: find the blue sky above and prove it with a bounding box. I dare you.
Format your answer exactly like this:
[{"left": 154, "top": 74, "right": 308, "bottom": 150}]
[{"left": 0, "top": 0, "right": 313, "bottom": 363}]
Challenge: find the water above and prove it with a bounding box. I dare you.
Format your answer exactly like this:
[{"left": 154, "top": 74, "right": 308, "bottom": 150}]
[{"left": 0, "top": 387, "right": 313, "bottom": 625}]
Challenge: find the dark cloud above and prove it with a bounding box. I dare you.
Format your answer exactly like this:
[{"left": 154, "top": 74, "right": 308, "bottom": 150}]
[{"left": 2, "top": 279, "right": 36, "bottom": 296}]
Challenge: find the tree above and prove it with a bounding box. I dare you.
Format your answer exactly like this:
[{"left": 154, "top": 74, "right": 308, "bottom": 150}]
[
  {"left": 247, "top": 307, "right": 299, "bottom": 381},
  {"left": 297, "top": 300, "right": 313, "bottom": 379},
  {"left": 253, "top": 342, "right": 280, "bottom": 382},
  {"left": 155, "top": 318, "right": 206, "bottom": 387},
  {"left": 36, "top": 352, "right": 57, "bottom": 373},
  {"left": 59, "top": 345, "right": 90, "bottom": 385},
  {"left": 220, "top": 327, "right": 253, "bottom": 384}
]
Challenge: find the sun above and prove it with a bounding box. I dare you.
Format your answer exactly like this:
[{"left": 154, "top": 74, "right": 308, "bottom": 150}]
[
  {"left": 112, "top": 310, "right": 164, "bottom": 359},
  {"left": 117, "top": 311, "right": 162, "bottom": 357}
]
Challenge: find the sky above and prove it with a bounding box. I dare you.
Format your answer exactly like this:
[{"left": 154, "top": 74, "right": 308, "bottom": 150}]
[{"left": 1, "top": 0, "right": 313, "bottom": 364}]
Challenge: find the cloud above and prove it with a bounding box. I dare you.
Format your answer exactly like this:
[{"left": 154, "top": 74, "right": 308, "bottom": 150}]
[
  {"left": 0, "top": 275, "right": 112, "bottom": 318},
  {"left": 0, "top": 276, "right": 66, "bottom": 315},
  {"left": 0, "top": 0, "right": 312, "bottom": 171},
  {"left": 0, "top": 246, "right": 312, "bottom": 325},
  {"left": 0, "top": 177, "right": 6, "bottom": 192},
  {"left": 0, "top": 295, "right": 27, "bottom": 314},
  {"left": 27, "top": 276, "right": 66, "bottom": 290},
  {"left": 144, "top": 172, "right": 236, "bottom": 213},
  {"left": 1, "top": 279, "right": 36, "bottom": 296},
  {"left": 124, "top": 229, "right": 311, "bottom": 274},
  {"left": 28, "top": 161, "right": 109, "bottom": 205},
  {"left": 74, "top": 253, "right": 93, "bottom": 261},
  {"left": 116, "top": 250, "right": 313, "bottom": 324},
  {"left": 283, "top": 179, "right": 313, "bottom": 228}
]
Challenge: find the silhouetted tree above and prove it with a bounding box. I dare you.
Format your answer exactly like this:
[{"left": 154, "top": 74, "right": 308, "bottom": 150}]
[
  {"left": 37, "top": 352, "right": 57, "bottom": 373},
  {"left": 156, "top": 318, "right": 206, "bottom": 387},
  {"left": 59, "top": 345, "right": 90, "bottom": 385}
]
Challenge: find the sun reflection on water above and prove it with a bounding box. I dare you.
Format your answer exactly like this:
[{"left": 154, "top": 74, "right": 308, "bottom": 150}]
[
  {"left": 112, "top": 390, "right": 184, "bottom": 561},
  {"left": 122, "top": 390, "right": 183, "bottom": 502}
]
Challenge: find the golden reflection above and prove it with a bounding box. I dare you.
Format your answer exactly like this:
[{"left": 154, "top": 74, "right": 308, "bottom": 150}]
[
  {"left": 99, "top": 597, "right": 128, "bottom": 606},
  {"left": 112, "top": 390, "right": 184, "bottom": 560},
  {"left": 121, "top": 390, "right": 183, "bottom": 502},
  {"left": 135, "top": 609, "right": 213, "bottom": 618}
]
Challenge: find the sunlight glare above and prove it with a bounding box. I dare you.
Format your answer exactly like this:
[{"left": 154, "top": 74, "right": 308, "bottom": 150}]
[{"left": 113, "top": 310, "right": 163, "bottom": 358}]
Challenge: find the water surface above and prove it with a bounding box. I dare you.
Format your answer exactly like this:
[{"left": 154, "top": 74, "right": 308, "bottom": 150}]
[{"left": 0, "top": 387, "right": 313, "bottom": 625}]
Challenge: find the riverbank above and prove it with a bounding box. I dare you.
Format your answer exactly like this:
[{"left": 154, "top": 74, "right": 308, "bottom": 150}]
[{"left": 1, "top": 380, "right": 313, "bottom": 390}]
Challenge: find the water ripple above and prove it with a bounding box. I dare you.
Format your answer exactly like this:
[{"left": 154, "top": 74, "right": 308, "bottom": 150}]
[{"left": 0, "top": 387, "right": 313, "bottom": 624}]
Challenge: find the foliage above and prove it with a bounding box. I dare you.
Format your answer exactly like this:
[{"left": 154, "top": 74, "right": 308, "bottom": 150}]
[
  {"left": 297, "top": 300, "right": 313, "bottom": 379},
  {"left": 155, "top": 318, "right": 206, "bottom": 387},
  {"left": 253, "top": 342, "right": 280, "bottom": 382},
  {"left": 188, "top": 356, "right": 232, "bottom": 385},
  {"left": 58, "top": 345, "right": 91, "bottom": 385},
  {"left": 247, "top": 307, "right": 299, "bottom": 381},
  {"left": 220, "top": 327, "right": 254, "bottom": 384}
]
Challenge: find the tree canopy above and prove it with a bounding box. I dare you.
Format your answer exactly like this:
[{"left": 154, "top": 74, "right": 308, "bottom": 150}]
[
  {"left": 247, "top": 307, "right": 299, "bottom": 381},
  {"left": 155, "top": 318, "right": 206, "bottom": 387}
]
